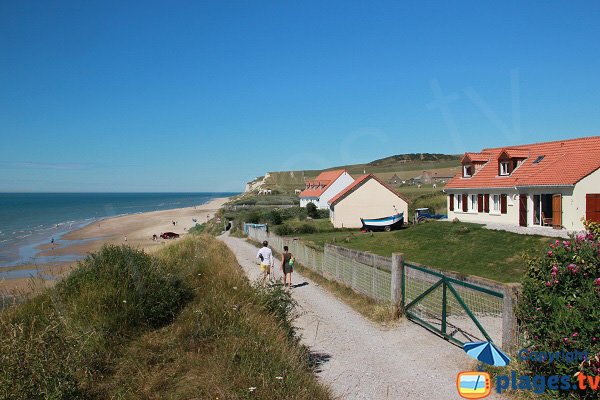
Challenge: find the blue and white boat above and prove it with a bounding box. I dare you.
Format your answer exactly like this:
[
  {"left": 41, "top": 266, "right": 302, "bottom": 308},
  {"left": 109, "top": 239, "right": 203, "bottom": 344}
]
[{"left": 360, "top": 212, "right": 404, "bottom": 232}]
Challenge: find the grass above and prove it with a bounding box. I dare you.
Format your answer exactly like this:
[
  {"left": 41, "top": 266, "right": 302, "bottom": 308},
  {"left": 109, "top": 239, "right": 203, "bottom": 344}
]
[
  {"left": 293, "top": 220, "right": 557, "bottom": 283},
  {"left": 0, "top": 236, "right": 331, "bottom": 399}
]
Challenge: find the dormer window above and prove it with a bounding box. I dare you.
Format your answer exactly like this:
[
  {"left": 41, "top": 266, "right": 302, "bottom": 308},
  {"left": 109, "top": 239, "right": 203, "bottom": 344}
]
[
  {"left": 500, "top": 161, "right": 510, "bottom": 176},
  {"left": 463, "top": 165, "right": 473, "bottom": 177}
]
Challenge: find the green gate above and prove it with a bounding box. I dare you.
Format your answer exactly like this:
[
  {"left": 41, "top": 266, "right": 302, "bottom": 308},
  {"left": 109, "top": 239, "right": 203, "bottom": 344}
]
[{"left": 402, "top": 263, "right": 504, "bottom": 346}]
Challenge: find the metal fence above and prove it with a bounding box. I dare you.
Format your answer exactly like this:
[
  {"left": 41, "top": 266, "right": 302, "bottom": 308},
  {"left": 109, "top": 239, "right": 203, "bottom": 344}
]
[{"left": 246, "top": 227, "right": 518, "bottom": 350}]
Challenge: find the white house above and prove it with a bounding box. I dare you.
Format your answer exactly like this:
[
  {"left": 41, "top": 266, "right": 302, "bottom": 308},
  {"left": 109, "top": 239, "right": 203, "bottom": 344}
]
[
  {"left": 445, "top": 136, "right": 600, "bottom": 231},
  {"left": 328, "top": 174, "right": 410, "bottom": 228},
  {"left": 299, "top": 169, "right": 355, "bottom": 209}
]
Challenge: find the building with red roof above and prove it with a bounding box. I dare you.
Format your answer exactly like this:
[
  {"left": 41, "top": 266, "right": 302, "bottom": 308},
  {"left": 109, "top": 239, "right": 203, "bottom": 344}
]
[
  {"left": 299, "top": 169, "right": 355, "bottom": 209},
  {"left": 445, "top": 136, "right": 600, "bottom": 231},
  {"left": 328, "top": 174, "right": 409, "bottom": 228}
]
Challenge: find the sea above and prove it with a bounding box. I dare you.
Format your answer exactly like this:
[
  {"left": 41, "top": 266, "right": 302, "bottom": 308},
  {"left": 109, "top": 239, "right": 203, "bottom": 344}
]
[{"left": 0, "top": 192, "right": 237, "bottom": 274}]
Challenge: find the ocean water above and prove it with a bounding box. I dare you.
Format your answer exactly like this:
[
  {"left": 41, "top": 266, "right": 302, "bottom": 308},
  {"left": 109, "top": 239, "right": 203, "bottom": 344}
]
[{"left": 0, "top": 192, "right": 236, "bottom": 269}]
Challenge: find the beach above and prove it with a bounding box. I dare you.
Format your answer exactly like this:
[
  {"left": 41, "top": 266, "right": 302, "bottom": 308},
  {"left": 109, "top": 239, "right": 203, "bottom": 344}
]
[{"left": 0, "top": 197, "right": 229, "bottom": 295}]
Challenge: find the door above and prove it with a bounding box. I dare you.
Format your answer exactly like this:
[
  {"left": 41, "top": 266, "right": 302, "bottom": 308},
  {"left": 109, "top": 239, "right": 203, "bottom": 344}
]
[
  {"left": 533, "top": 194, "right": 541, "bottom": 225},
  {"left": 552, "top": 194, "right": 562, "bottom": 228},
  {"left": 519, "top": 195, "right": 527, "bottom": 227},
  {"left": 587, "top": 194, "right": 600, "bottom": 222}
]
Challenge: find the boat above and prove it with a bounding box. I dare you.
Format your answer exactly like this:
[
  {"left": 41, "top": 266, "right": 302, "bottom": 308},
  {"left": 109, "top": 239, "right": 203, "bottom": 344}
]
[{"left": 361, "top": 212, "right": 404, "bottom": 232}]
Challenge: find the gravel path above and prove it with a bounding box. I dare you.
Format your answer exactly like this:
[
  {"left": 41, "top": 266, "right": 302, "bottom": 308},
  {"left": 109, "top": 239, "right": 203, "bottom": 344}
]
[{"left": 219, "top": 233, "right": 506, "bottom": 399}]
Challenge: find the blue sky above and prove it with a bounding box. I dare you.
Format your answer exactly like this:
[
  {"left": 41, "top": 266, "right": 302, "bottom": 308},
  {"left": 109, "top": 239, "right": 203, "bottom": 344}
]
[{"left": 1, "top": 1, "right": 599, "bottom": 192}]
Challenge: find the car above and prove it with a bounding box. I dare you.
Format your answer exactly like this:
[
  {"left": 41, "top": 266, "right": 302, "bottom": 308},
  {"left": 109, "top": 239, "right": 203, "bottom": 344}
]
[{"left": 160, "top": 232, "right": 180, "bottom": 239}]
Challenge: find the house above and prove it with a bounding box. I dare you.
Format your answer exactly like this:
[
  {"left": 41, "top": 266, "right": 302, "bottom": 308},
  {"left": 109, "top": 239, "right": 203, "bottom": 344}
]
[
  {"left": 299, "top": 169, "right": 355, "bottom": 209},
  {"left": 445, "top": 136, "right": 600, "bottom": 231},
  {"left": 328, "top": 174, "right": 410, "bottom": 228},
  {"left": 388, "top": 174, "right": 402, "bottom": 185}
]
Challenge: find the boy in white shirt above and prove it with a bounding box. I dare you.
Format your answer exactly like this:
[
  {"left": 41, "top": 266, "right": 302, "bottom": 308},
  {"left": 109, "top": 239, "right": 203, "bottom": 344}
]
[{"left": 256, "top": 241, "right": 274, "bottom": 281}]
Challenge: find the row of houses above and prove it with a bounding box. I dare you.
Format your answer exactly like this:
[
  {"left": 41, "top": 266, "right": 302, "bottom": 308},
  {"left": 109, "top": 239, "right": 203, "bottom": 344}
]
[
  {"left": 298, "top": 135, "right": 600, "bottom": 232},
  {"left": 299, "top": 170, "right": 409, "bottom": 228}
]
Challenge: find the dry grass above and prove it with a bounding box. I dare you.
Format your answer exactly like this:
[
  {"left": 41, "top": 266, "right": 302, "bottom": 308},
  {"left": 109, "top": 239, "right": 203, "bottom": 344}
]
[{"left": 0, "top": 236, "right": 331, "bottom": 400}]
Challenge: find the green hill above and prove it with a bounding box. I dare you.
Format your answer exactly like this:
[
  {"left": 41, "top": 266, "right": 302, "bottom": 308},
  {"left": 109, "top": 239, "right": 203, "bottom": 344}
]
[{"left": 252, "top": 153, "right": 460, "bottom": 194}]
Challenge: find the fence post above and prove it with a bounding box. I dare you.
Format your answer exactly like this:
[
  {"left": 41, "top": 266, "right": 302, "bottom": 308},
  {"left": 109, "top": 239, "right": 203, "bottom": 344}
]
[
  {"left": 391, "top": 253, "right": 404, "bottom": 318},
  {"left": 502, "top": 283, "right": 520, "bottom": 352}
]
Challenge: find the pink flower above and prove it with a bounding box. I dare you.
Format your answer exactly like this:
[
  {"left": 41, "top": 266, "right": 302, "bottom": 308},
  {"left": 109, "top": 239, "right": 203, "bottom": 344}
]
[
  {"left": 536, "top": 307, "right": 541, "bottom": 311},
  {"left": 554, "top": 280, "right": 559, "bottom": 284},
  {"left": 593, "top": 337, "right": 597, "bottom": 342},
  {"left": 551, "top": 271, "right": 557, "bottom": 277},
  {"left": 547, "top": 251, "right": 553, "bottom": 257},
  {"left": 545, "top": 281, "right": 552, "bottom": 287},
  {"left": 563, "top": 240, "right": 570, "bottom": 246},
  {"left": 572, "top": 332, "right": 578, "bottom": 337},
  {"left": 554, "top": 240, "right": 560, "bottom": 246},
  {"left": 595, "top": 278, "right": 600, "bottom": 286},
  {"left": 563, "top": 337, "right": 569, "bottom": 343}
]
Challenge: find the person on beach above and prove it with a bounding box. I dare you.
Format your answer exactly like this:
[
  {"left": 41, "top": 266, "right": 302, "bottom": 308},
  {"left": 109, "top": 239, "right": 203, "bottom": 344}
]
[
  {"left": 281, "top": 245, "right": 294, "bottom": 287},
  {"left": 256, "top": 241, "right": 274, "bottom": 282}
]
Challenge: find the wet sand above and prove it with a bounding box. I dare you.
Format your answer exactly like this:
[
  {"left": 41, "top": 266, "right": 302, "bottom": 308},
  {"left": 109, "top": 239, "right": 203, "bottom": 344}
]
[{"left": 0, "top": 197, "right": 229, "bottom": 295}]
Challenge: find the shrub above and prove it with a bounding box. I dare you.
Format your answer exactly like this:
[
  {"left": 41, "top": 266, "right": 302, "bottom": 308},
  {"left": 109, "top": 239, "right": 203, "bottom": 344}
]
[
  {"left": 306, "top": 202, "right": 319, "bottom": 219},
  {"left": 56, "top": 245, "right": 191, "bottom": 338},
  {"left": 296, "top": 223, "right": 317, "bottom": 234},
  {"left": 265, "top": 209, "right": 283, "bottom": 225},
  {"left": 584, "top": 219, "right": 600, "bottom": 240},
  {"left": 517, "top": 232, "right": 600, "bottom": 398},
  {"left": 275, "top": 224, "right": 294, "bottom": 236}
]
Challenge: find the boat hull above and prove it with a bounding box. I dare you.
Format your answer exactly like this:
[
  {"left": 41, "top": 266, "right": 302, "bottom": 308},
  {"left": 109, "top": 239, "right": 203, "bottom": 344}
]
[{"left": 360, "top": 213, "right": 404, "bottom": 232}]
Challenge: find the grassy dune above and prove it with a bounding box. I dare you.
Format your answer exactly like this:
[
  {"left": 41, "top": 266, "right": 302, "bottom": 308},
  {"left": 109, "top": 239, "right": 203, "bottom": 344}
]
[{"left": 0, "top": 236, "right": 331, "bottom": 399}]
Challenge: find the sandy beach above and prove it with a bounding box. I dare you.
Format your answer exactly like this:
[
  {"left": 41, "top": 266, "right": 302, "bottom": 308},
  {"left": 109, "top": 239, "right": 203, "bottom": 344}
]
[{"left": 0, "top": 197, "right": 229, "bottom": 295}]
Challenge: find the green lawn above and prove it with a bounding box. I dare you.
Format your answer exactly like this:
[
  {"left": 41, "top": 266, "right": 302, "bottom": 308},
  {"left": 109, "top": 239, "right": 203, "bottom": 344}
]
[{"left": 294, "top": 221, "right": 559, "bottom": 283}]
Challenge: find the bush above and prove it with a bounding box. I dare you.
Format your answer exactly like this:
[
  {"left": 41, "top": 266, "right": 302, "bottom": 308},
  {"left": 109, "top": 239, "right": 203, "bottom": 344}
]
[
  {"left": 265, "top": 209, "right": 283, "bottom": 225},
  {"left": 306, "top": 202, "right": 319, "bottom": 219},
  {"left": 274, "top": 224, "right": 293, "bottom": 236},
  {"left": 57, "top": 245, "right": 191, "bottom": 338},
  {"left": 517, "top": 232, "right": 600, "bottom": 398},
  {"left": 296, "top": 223, "right": 318, "bottom": 234}
]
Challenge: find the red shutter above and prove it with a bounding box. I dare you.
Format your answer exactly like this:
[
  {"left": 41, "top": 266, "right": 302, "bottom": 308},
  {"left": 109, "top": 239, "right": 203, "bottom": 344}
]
[
  {"left": 477, "top": 194, "right": 484, "bottom": 213},
  {"left": 462, "top": 194, "right": 468, "bottom": 212},
  {"left": 449, "top": 195, "right": 454, "bottom": 211},
  {"left": 500, "top": 194, "right": 507, "bottom": 214},
  {"left": 484, "top": 194, "right": 490, "bottom": 213},
  {"left": 587, "top": 194, "right": 600, "bottom": 222}
]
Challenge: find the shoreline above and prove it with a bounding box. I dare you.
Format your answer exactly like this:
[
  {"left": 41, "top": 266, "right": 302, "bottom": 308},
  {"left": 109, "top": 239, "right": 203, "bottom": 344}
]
[{"left": 0, "top": 197, "right": 230, "bottom": 294}]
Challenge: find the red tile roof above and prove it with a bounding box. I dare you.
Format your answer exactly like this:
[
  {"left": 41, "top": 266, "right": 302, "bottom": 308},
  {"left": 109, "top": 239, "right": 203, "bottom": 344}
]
[
  {"left": 462, "top": 152, "right": 492, "bottom": 163},
  {"left": 328, "top": 174, "right": 410, "bottom": 205},
  {"left": 446, "top": 136, "right": 600, "bottom": 189},
  {"left": 299, "top": 169, "right": 349, "bottom": 198}
]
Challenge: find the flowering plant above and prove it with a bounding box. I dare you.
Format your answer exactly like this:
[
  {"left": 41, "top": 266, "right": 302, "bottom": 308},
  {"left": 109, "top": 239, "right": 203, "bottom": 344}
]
[{"left": 517, "top": 224, "right": 599, "bottom": 398}]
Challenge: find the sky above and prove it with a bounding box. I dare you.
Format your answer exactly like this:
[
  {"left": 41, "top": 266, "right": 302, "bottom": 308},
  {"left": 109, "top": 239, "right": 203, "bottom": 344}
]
[{"left": 1, "top": 1, "right": 599, "bottom": 192}]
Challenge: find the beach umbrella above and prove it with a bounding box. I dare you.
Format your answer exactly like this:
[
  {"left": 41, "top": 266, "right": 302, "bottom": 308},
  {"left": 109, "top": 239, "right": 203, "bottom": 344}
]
[{"left": 463, "top": 341, "right": 510, "bottom": 367}]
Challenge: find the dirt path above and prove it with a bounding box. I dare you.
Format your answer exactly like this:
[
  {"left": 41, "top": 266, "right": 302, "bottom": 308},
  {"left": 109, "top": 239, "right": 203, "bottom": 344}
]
[{"left": 220, "top": 233, "right": 505, "bottom": 399}]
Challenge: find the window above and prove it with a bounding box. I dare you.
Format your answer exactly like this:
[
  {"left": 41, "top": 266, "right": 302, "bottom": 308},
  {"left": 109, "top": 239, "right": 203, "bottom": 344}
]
[
  {"left": 533, "top": 155, "right": 545, "bottom": 164},
  {"left": 492, "top": 195, "right": 500, "bottom": 212},
  {"left": 463, "top": 165, "right": 473, "bottom": 177},
  {"left": 500, "top": 161, "right": 509, "bottom": 176},
  {"left": 470, "top": 194, "right": 477, "bottom": 211},
  {"left": 456, "top": 194, "right": 462, "bottom": 210}
]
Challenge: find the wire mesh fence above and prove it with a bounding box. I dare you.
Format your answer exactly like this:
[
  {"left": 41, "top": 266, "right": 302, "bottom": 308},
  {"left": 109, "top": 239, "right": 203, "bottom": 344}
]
[{"left": 246, "top": 227, "right": 515, "bottom": 349}]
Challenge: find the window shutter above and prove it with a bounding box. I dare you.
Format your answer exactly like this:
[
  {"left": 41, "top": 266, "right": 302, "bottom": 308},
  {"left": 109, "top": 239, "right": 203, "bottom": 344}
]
[
  {"left": 477, "top": 194, "right": 484, "bottom": 213},
  {"left": 484, "top": 194, "right": 490, "bottom": 213},
  {"left": 500, "top": 194, "right": 507, "bottom": 214},
  {"left": 462, "top": 194, "right": 468, "bottom": 212},
  {"left": 449, "top": 195, "right": 454, "bottom": 211}
]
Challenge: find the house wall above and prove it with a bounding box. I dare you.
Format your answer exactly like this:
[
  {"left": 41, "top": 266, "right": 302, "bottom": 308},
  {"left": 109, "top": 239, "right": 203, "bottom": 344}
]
[
  {"left": 570, "top": 167, "right": 600, "bottom": 230},
  {"left": 315, "top": 172, "right": 355, "bottom": 209},
  {"left": 330, "top": 178, "right": 409, "bottom": 228},
  {"left": 446, "top": 189, "right": 519, "bottom": 225},
  {"left": 446, "top": 187, "right": 579, "bottom": 229}
]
